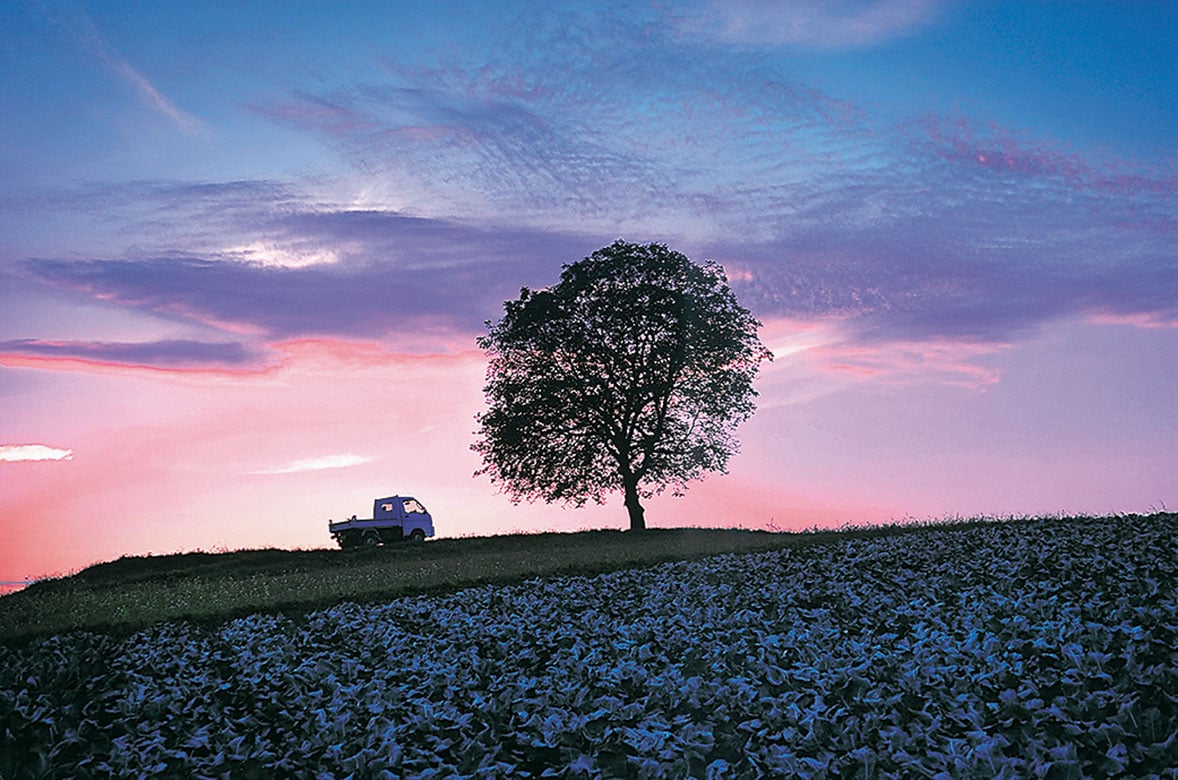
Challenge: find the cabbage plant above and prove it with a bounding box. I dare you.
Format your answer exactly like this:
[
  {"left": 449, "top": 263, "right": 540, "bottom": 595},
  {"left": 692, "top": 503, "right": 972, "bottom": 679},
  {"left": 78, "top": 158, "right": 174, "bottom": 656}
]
[{"left": 1, "top": 515, "right": 1175, "bottom": 778}]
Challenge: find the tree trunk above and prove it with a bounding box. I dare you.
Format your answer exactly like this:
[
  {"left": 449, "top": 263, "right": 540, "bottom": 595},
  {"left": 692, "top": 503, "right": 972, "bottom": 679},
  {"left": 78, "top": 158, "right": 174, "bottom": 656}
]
[{"left": 623, "top": 477, "right": 646, "bottom": 532}]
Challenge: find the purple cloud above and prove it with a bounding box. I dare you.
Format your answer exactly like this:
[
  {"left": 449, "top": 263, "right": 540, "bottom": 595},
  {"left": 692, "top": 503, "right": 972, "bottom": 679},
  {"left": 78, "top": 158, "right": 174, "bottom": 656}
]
[
  {"left": 19, "top": 213, "right": 595, "bottom": 345},
  {"left": 16, "top": 92, "right": 1177, "bottom": 357},
  {"left": 12, "top": 100, "right": 1175, "bottom": 356},
  {"left": 7, "top": 6, "right": 1174, "bottom": 363},
  {"left": 716, "top": 201, "right": 1176, "bottom": 345},
  {"left": 21, "top": 186, "right": 1175, "bottom": 357},
  {"left": 721, "top": 108, "right": 1176, "bottom": 342}
]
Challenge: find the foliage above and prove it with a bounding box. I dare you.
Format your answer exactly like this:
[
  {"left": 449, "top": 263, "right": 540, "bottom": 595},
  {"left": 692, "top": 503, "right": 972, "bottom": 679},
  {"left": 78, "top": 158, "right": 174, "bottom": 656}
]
[
  {"left": 1, "top": 514, "right": 1175, "bottom": 778},
  {"left": 474, "top": 241, "right": 772, "bottom": 530}
]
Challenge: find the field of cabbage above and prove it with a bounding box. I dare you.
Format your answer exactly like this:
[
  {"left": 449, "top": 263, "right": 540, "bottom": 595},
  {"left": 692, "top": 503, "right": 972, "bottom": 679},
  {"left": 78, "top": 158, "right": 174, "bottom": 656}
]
[{"left": 2, "top": 514, "right": 1175, "bottom": 778}]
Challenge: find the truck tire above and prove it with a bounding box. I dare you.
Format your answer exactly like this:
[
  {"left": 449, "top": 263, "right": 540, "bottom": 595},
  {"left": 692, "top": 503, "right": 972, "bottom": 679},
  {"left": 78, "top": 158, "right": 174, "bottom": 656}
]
[
  {"left": 408, "top": 529, "right": 426, "bottom": 543},
  {"left": 363, "top": 531, "right": 381, "bottom": 547}
]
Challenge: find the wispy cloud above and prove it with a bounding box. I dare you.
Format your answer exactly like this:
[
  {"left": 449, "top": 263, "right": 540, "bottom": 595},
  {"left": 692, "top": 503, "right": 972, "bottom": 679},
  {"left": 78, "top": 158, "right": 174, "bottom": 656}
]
[
  {"left": 43, "top": 1, "right": 205, "bottom": 134},
  {"left": 248, "top": 17, "right": 864, "bottom": 236},
  {"left": 9, "top": 2, "right": 1175, "bottom": 384},
  {"left": 0, "top": 444, "right": 74, "bottom": 463},
  {"left": 99, "top": 49, "right": 205, "bottom": 135},
  {"left": 251, "top": 453, "right": 372, "bottom": 475},
  {"left": 808, "top": 338, "right": 1008, "bottom": 388},
  {"left": 0, "top": 339, "right": 259, "bottom": 368},
  {"left": 682, "top": 0, "right": 944, "bottom": 49}
]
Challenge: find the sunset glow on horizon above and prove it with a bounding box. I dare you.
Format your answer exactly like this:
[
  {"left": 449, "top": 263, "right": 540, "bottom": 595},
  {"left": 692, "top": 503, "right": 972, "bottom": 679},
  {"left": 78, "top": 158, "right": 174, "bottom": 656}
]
[{"left": 2, "top": 1, "right": 1175, "bottom": 585}]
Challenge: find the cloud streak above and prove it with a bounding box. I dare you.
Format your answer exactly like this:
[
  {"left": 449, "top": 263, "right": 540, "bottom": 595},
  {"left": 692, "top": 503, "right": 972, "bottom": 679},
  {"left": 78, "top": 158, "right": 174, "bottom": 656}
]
[
  {"left": 250, "top": 453, "right": 373, "bottom": 475},
  {"left": 0, "top": 338, "right": 258, "bottom": 368},
  {"left": 0, "top": 444, "right": 74, "bottom": 463},
  {"left": 100, "top": 49, "right": 205, "bottom": 135},
  {"left": 684, "top": 0, "right": 944, "bottom": 49},
  {"left": 43, "top": 2, "right": 206, "bottom": 134}
]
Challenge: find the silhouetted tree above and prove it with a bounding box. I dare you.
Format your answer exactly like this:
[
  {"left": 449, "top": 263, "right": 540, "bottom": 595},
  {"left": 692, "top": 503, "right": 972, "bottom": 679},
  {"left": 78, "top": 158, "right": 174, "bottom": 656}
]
[{"left": 474, "top": 240, "right": 772, "bottom": 531}]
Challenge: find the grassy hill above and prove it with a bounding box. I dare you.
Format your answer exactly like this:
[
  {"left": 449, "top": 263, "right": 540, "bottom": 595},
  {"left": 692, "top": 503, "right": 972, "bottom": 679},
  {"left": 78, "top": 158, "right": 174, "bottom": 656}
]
[{"left": 5, "top": 519, "right": 993, "bottom": 643}]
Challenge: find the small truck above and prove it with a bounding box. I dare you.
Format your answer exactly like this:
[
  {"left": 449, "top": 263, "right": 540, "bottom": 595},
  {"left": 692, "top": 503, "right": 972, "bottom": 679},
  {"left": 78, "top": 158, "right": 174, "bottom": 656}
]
[{"left": 328, "top": 495, "right": 435, "bottom": 548}]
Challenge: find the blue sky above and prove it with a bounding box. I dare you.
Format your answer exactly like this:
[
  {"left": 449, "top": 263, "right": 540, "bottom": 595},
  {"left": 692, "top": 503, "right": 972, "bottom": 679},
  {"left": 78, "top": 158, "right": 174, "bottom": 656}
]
[{"left": 1, "top": 0, "right": 1175, "bottom": 581}]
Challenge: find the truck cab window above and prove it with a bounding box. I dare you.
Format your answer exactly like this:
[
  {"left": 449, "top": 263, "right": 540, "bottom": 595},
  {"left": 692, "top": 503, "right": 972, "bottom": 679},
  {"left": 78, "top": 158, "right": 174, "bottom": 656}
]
[{"left": 403, "top": 499, "right": 425, "bottom": 514}]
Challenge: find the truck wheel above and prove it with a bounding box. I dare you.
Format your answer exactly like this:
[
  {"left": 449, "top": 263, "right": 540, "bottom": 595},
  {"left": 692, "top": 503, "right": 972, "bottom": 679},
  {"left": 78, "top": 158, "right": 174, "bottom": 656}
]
[
  {"left": 408, "top": 529, "right": 426, "bottom": 543},
  {"left": 363, "top": 531, "right": 381, "bottom": 547}
]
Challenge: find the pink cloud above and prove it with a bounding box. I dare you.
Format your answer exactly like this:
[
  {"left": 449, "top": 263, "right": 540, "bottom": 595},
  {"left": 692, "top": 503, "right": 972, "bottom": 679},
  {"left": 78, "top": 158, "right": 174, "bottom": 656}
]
[
  {"left": 807, "top": 339, "right": 1007, "bottom": 388},
  {"left": 915, "top": 113, "right": 1090, "bottom": 181},
  {"left": 757, "top": 316, "right": 1008, "bottom": 390},
  {"left": 0, "top": 336, "right": 482, "bottom": 382},
  {"left": 913, "top": 113, "right": 1177, "bottom": 198},
  {"left": 1098, "top": 171, "right": 1178, "bottom": 197},
  {"left": 250, "top": 453, "right": 374, "bottom": 475},
  {"left": 0, "top": 349, "right": 271, "bottom": 378},
  {"left": 0, "top": 338, "right": 262, "bottom": 370},
  {"left": 1087, "top": 311, "right": 1178, "bottom": 329},
  {"left": 256, "top": 91, "right": 380, "bottom": 138}
]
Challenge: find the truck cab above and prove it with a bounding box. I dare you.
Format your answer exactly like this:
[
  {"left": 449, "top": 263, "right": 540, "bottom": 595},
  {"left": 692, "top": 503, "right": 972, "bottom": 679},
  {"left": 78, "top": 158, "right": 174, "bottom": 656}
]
[{"left": 328, "top": 495, "right": 435, "bottom": 548}]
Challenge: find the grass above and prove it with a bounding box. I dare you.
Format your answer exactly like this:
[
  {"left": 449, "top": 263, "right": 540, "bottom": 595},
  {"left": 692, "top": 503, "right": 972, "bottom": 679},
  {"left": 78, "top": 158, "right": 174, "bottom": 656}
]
[{"left": 0, "top": 515, "right": 1112, "bottom": 644}]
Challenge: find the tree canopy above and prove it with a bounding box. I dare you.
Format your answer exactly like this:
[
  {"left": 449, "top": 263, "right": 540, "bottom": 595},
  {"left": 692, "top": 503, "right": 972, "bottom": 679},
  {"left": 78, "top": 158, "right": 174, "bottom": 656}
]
[{"left": 473, "top": 240, "right": 772, "bottom": 531}]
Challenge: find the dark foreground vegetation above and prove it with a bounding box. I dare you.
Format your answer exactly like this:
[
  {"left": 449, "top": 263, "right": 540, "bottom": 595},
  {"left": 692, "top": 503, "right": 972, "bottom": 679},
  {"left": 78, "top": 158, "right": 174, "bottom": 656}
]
[{"left": 1, "top": 514, "right": 1175, "bottom": 777}]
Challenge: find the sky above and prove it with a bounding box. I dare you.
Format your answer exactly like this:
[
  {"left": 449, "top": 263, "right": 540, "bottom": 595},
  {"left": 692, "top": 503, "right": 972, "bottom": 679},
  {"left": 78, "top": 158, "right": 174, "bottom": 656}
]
[{"left": 1, "top": 0, "right": 1175, "bottom": 585}]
